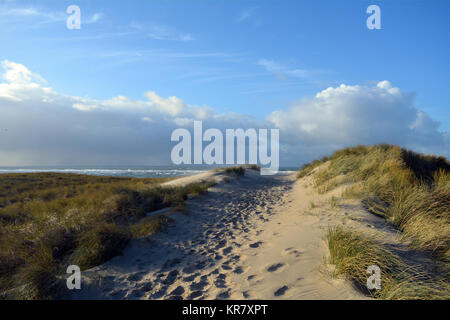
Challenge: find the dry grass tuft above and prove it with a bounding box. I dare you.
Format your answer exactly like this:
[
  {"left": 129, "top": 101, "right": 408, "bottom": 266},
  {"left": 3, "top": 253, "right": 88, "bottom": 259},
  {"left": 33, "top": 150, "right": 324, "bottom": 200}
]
[{"left": 327, "top": 227, "right": 449, "bottom": 300}]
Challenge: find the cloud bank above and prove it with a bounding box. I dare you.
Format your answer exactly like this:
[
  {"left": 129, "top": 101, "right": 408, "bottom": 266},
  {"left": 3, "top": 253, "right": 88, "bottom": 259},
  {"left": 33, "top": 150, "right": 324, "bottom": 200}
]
[
  {"left": 0, "top": 61, "right": 448, "bottom": 166},
  {"left": 267, "top": 81, "right": 448, "bottom": 163}
]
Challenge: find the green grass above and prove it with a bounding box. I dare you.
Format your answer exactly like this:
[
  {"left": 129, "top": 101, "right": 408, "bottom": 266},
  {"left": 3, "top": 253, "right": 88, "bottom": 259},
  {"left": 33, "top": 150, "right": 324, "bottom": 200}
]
[
  {"left": 326, "top": 227, "right": 449, "bottom": 299},
  {"left": 299, "top": 144, "right": 450, "bottom": 299},
  {"left": 70, "top": 223, "right": 131, "bottom": 270},
  {"left": 298, "top": 144, "right": 450, "bottom": 263},
  {"left": 130, "top": 215, "right": 173, "bottom": 239},
  {"left": 0, "top": 173, "right": 214, "bottom": 299}
]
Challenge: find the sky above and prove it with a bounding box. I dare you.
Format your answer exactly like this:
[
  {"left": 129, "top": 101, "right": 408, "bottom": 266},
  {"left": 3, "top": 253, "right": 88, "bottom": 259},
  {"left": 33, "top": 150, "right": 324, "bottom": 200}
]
[{"left": 0, "top": 0, "right": 449, "bottom": 167}]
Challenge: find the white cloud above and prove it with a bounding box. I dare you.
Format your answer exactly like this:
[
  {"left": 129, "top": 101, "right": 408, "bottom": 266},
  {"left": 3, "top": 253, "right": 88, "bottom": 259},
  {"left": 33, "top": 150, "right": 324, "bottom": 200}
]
[
  {"left": 237, "top": 10, "right": 252, "bottom": 23},
  {"left": 0, "top": 5, "right": 102, "bottom": 25},
  {"left": 72, "top": 103, "right": 98, "bottom": 112},
  {"left": 141, "top": 116, "right": 153, "bottom": 123},
  {"left": 147, "top": 24, "right": 194, "bottom": 41},
  {"left": 0, "top": 61, "right": 448, "bottom": 166},
  {"left": 0, "top": 5, "right": 66, "bottom": 23},
  {"left": 0, "top": 61, "right": 250, "bottom": 165},
  {"left": 1, "top": 60, "right": 46, "bottom": 84},
  {"left": 86, "top": 13, "right": 102, "bottom": 24},
  {"left": 145, "top": 91, "right": 185, "bottom": 116},
  {"left": 70, "top": 90, "right": 213, "bottom": 120},
  {"left": 236, "top": 7, "right": 259, "bottom": 24},
  {"left": 258, "top": 59, "right": 309, "bottom": 80},
  {"left": 266, "top": 81, "right": 449, "bottom": 159}
]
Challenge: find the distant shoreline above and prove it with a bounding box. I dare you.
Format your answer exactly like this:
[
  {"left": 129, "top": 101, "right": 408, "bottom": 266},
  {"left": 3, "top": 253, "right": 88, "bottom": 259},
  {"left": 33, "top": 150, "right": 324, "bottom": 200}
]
[{"left": 0, "top": 166, "right": 297, "bottom": 178}]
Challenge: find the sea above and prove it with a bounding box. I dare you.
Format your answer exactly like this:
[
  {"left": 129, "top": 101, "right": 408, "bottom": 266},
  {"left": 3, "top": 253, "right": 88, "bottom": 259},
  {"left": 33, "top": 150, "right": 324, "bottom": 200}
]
[{"left": 0, "top": 166, "right": 297, "bottom": 179}]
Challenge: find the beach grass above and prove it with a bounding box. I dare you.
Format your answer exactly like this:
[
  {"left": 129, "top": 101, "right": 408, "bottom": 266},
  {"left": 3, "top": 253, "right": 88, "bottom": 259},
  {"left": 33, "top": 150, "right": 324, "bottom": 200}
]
[
  {"left": 0, "top": 173, "right": 213, "bottom": 299},
  {"left": 222, "top": 166, "right": 246, "bottom": 176},
  {"left": 326, "top": 227, "right": 449, "bottom": 299},
  {"left": 298, "top": 144, "right": 449, "bottom": 299},
  {"left": 298, "top": 144, "right": 449, "bottom": 263}
]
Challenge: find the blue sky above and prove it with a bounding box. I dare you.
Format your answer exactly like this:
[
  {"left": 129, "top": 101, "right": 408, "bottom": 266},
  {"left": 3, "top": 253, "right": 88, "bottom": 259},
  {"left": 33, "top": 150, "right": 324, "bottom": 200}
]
[{"left": 0, "top": 0, "right": 449, "bottom": 166}]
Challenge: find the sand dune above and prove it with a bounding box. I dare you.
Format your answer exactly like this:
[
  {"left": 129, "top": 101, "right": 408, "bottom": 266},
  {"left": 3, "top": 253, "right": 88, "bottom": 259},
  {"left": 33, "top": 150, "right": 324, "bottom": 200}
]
[{"left": 67, "top": 168, "right": 369, "bottom": 300}]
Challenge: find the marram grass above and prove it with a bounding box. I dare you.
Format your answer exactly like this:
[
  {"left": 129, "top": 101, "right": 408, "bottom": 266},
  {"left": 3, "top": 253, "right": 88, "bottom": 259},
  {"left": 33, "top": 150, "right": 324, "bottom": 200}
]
[
  {"left": 0, "top": 173, "right": 214, "bottom": 299},
  {"left": 299, "top": 144, "right": 449, "bottom": 262},
  {"left": 298, "top": 144, "right": 449, "bottom": 299},
  {"left": 326, "top": 227, "right": 450, "bottom": 300}
]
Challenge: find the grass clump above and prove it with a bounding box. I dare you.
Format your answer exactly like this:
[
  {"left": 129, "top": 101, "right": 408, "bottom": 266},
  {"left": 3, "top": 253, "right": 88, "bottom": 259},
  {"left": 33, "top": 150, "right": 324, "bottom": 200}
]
[
  {"left": 0, "top": 173, "right": 214, "bottom": 299},
  {"left": 184, "top": 181, "right": 217, "bottom": 196},
  {"left": 326, "top": 227, "right": 449, "bottom": 299},
  {"left": 223, "top": 166, "right": 246, "bottom": 176},
  {"left": 12, "top": 245, "right": 61, "bottom": 300},
  {"left": 130, "top": 215, "right": 173, "bottom": 239},
  {"left": 297, "top": 156, "right": 330, "bottom": 179},
  {"left": 70, "top": 224, "right": 131, "bottom": 270}
]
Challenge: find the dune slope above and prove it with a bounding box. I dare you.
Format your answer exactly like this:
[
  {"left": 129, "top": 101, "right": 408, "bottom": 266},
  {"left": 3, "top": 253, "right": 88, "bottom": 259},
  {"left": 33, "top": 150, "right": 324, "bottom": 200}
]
[{"left": 67, "top": 169, "right": 369, "bottom": 300}]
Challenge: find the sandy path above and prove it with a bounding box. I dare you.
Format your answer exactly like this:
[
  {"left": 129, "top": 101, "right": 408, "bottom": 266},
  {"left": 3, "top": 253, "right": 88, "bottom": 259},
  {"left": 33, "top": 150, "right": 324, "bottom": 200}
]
[{"left": 68, "top": 169, "right": 366, "bottom": 300}]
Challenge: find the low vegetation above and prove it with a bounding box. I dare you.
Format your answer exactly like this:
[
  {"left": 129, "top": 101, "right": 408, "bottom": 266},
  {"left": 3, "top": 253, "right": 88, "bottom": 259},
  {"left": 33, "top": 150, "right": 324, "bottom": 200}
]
[
  {"left": 222, "top": 166, "right": 246, "bottom": 176},
  {"left": 0, "top": 173, "right": 213, "bottom": 299},
  {"left": 298, "top": 144, "right": 449, "bottom": 261},
  {"left": 327, "top": 227, "right": 449, "bottom": 299},
  {"left": 298, "top": 144, "right": 450, "bottom": 299}
]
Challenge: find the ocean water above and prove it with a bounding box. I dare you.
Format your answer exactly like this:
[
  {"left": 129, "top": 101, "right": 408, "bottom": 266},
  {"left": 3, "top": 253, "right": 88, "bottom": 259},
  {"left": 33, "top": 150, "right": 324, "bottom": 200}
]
[{"left": 0, "top": 166, "right": 297, "bottom": 178}]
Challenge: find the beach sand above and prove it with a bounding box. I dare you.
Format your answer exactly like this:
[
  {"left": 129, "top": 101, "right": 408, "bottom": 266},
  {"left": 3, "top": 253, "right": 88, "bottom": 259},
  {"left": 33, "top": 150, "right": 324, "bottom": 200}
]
[{"left": 67, "top": 168, "right": 371, "bottom": 300}]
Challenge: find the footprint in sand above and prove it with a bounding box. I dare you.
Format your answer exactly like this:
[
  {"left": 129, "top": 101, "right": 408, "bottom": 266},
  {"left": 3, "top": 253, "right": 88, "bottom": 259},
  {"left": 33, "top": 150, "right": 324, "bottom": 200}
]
[
  {"left": 274, "top": 285, "right": 289, "bottom": 297},
  {"left": 267, "top": 263, "right": 285, "bottom": 272},
  {"left": 188, "top": 291, "right": 203, "bottom": 299},
  {"left": 127, "top": 288, "right": 145, "bottom": 298},
  {"left": 151, "top": 286, "right": 168, "bottom": 299},
  {"left": 233, "top": 266, "right": 244, "bottom": 274},
  {"left": 162, "top": 270, "right": 179, "bottom": 285},
  {"left": 169, "top": 286, "right": 185, "bottom": 296},
  {"left": 282, "top": 247, "right": 302, "bottom": 258},
  {"left": 229, "top": 254, "right": 240, "bottom": 262},
  {"left": 126, "top": 271, "right": 145, "bottom": 282},
  {"left": 222, "top": 246, "right": 233, "bottom": 255},
  {"left": 214, "top": 274, "right": 227, "bottom": 288},
  {"left": 182, "top": 272, "right": 200, "bottom": 282},
  {"left": 137, "top": 282, "right": 152, "bottom": 292},
  {"left": 249, "top": 241, "right": 263, "bottom": 248},
  {"left": 216, "top": 290, "right": 230, "bottom": 299},
  {"left": 189, "top": 279, "right": 209, "bottom": 291}
]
